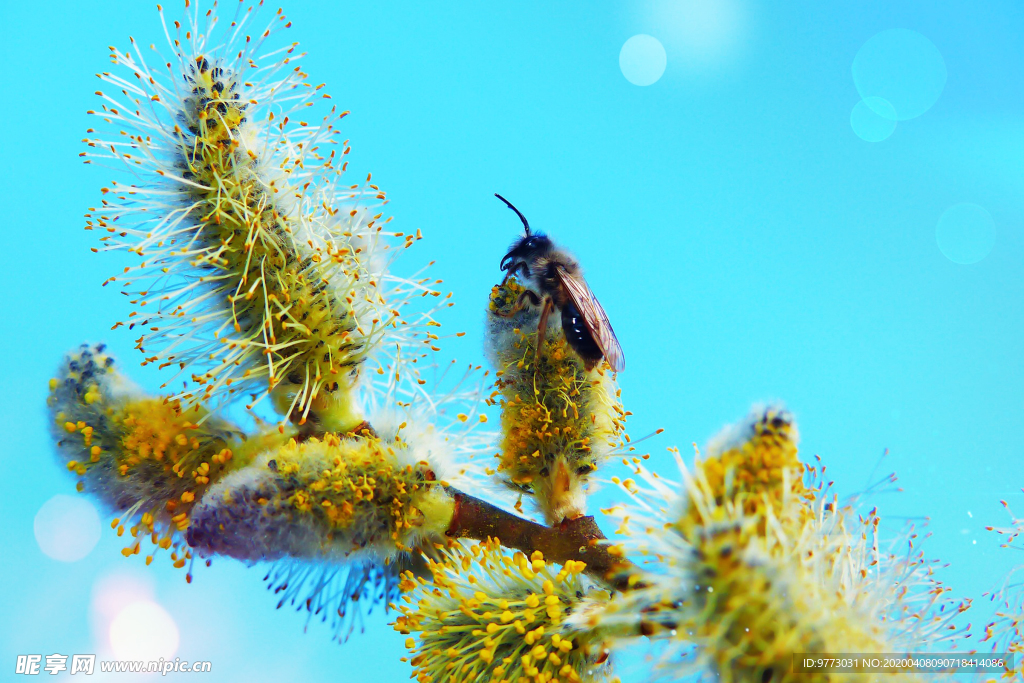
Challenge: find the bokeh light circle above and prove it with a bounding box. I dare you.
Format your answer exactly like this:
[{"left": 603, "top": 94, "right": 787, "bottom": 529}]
[
  {"left": 109, "top": 600, "right": 180, "bottom": 661},
  {"left": 34, "top": 494, "right": 101, "bottom": 562},
  {"left": 653, "top": 0, "right": 745, "bottom": 69},
  {"left": 850, "top": 97, "right": 897, "bottom": 142},
  {"left": 620, "top": 35, "right": 667, "bottom": 86},
  {"left": 936, "top": 203, "right": 996, "bottom": 264},
  {"left": 853, "top": 29, "right": 946, "bottom": 120}
]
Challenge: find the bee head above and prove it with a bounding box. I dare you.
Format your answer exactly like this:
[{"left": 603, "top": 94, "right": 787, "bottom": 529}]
[
  {"left": 495, "top": 193, "right": 552, "bottom": 272},
  {"left": 500, "top": 233, "right": 552, "bottom": 272}
]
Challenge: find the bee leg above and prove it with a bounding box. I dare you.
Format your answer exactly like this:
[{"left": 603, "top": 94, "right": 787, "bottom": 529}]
[
  {"left": 493, "top": 288, "right": 541, "bottom": 318},
  {"left": 533, "top": 297, "right": 554, "bottom": 368},
  {"left": 500, "top": 261, "right": 530, "bottom": 286},
  {"left": 500, "top": 266, "right": 517, "bottom": 286}
]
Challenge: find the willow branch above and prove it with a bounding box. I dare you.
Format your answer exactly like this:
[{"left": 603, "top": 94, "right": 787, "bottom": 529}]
[{"left": 445, "top": 488, "right": 636, "bottom": 592}]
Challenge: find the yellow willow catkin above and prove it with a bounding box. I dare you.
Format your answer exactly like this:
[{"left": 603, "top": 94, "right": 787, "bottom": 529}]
[
  {"left": 981, "top": 504, "right": 1024, "bottom": 680},
  {"left": 83, "top": 2, "right": 446, "bottom": 429},
  {"left": 47, "top": 343, "right": 281, "bottom": 568},
  {"left": 485, "top": 278, "right": 625, "bottom": 524},
  {"left": 394, "top": 539, "right": 612, "bottom": 683},
  {"left": 679, "top": 404, "right": 808, "bottom": 535},
  {"left": 592, "top": 405, "right": 971, "bottom": 683},
  {"left": 982, "top": 592, "right": 1024, "bottom": 680},
  {"left": 187, "top": 429, "right": 456, "bottom": 562},
  {"left": 680, "top": 520, "right": 923, "bottom": 683},
  {"left": 183, "top": 411, "right": 483, "bottom": 643}
]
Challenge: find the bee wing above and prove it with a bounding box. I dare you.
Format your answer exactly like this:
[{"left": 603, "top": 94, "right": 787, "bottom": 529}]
[{"left": 556, "top": 266, "right": 625, "bottom": 372}]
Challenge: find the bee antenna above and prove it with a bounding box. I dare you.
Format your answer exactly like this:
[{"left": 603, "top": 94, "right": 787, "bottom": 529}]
[{"left": 494, "top": 193, "right": 531, "bottom": 236}]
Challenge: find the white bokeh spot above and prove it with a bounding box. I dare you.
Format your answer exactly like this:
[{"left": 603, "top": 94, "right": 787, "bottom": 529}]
[
  {"left": 109, "top": 600, "right": 180, "bottom": 662},
  {"left": 853, "top": 29, "right": 946, "bottom": 121},
  {"left": 936, "top": 203, "right": 996, "bottom": 265},
  {"left": 620, "top": 35, "right": 667, "bottom": 86},
  {"left": 652, "top": 0, "right": 746, "bottom": 71},
  {"left": 34, "top": 494, "right": 101, "bottom": 562},
  {"left": 850, "top": 97, "right": 897, "bottom": 142},
  {"left": 91, "top": 569, "right": 156, "bottom": 651}
]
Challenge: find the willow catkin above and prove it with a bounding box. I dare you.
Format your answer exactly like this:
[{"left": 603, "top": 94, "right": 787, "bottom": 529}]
[
  {"left": 485, "top": 278, "right": 625, "bottom": 524},
  {"left": 83, "top": 1, "right": 448, "bottom": 430}
]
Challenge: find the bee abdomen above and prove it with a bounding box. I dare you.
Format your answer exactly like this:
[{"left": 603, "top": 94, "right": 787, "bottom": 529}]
[{"left": 561, "top": 301, "right": 602, "bottom": 365}]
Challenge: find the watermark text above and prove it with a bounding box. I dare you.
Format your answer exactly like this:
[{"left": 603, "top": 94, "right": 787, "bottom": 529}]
[{"left": 16, "top": 655, "right": 212, "bottom": 675}]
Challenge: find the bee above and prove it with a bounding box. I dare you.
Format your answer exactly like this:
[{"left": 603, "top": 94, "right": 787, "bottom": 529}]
[{"left": 494, "top": 194, "right": 625, "bottom": 373}]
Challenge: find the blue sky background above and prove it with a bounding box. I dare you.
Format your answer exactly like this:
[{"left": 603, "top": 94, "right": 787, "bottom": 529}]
[{"left": 2, "top": 1, "right": 1023, "bottom": 680}]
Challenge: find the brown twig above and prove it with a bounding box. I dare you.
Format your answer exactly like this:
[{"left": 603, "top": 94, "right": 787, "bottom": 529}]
[{"left": 445, "top": 488, "right": 636, "bottom": 592}]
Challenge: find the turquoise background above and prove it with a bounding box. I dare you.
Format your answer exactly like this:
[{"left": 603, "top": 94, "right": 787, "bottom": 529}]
[{"left": 2, "top": 1, "right": 1022, "bottom": 680}]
